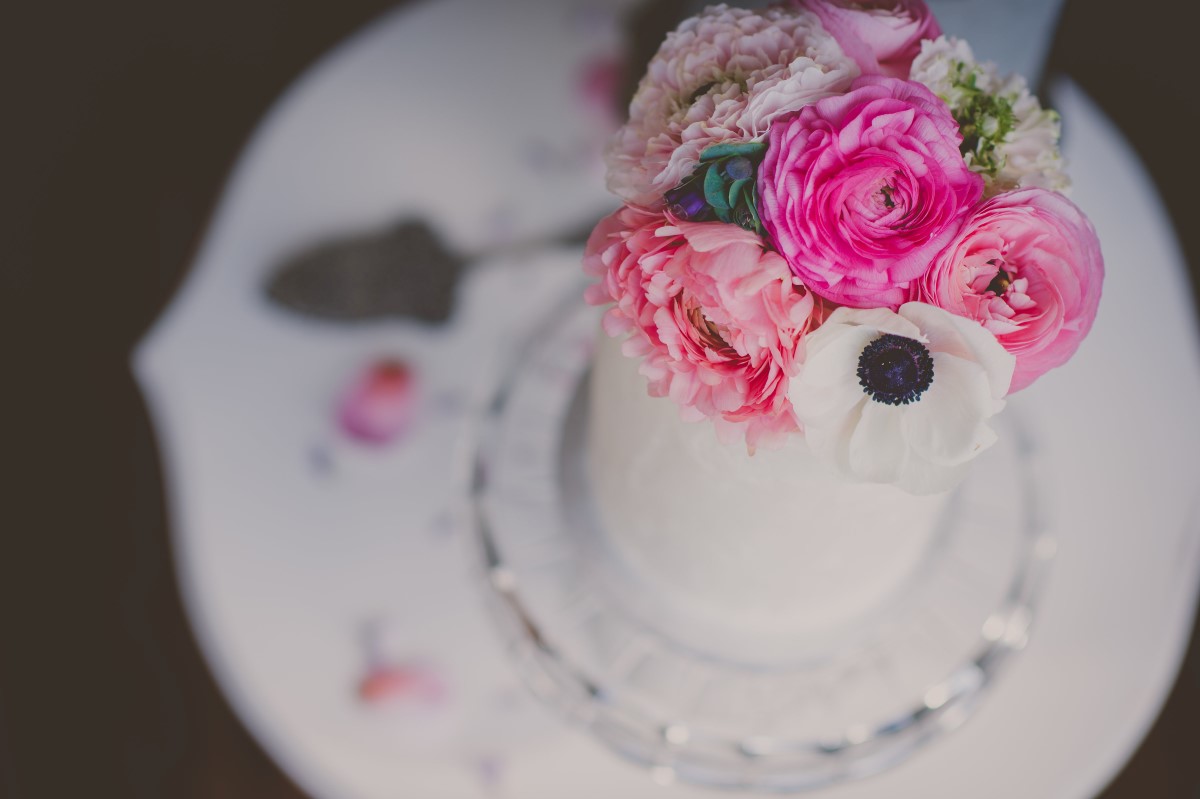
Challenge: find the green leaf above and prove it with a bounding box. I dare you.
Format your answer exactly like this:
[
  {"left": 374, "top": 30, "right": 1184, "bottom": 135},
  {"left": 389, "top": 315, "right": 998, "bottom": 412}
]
[
  {"left": 704, "top": 164, "right": 730, "bottom": 211},
  {"left": 699, "top": 140, "right": 767, "bottom": 162},
  {"left": 747, "top": 184, "right": 762, "bottom": 234},
  {"left": 728, "top": 178, "right": 748, "bottom": 208},
  {"left": 713, "top": 205, "right": 732, "bottom": 224}
]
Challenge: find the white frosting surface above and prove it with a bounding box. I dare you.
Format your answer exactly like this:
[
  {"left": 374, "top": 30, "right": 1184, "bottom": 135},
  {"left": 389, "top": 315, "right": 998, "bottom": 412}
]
[{"left": 586, "top": 332, "right": 948, "bottom": 636}]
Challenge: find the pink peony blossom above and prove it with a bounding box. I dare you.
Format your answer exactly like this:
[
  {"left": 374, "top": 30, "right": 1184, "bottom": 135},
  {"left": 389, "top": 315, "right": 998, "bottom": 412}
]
[
  {"left": 799, "top": 0, "right": 941, "bottom": 78},
  {"left": 918, "top": 188, "right": 1104, "bottom": 392},
  {"left": 758, "top": 75, "right": 983, "bottom": 309},
  {"left": 584, "top": 207, "right": 816, "bottom": 449},
  {"left": 605, "top": 4, "right": 857, "bottom": 208}
]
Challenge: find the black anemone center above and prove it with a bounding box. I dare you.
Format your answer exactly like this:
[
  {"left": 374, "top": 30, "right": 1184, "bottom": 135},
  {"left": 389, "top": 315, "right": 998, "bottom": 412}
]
[{"left": 857, "top": 334, "right": 935, "bottom": 405}]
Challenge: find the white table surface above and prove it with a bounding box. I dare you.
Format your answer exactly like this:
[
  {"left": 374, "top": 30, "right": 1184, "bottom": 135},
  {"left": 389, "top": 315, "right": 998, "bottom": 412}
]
[{"left": 133, "top": 1, "right": 1200, "bottom": 797}]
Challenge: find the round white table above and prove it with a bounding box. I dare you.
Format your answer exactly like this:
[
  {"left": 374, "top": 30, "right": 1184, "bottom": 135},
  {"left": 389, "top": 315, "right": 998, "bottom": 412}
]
[{"left": 134, "top": 1, "right": 1200, "bottom": 797}]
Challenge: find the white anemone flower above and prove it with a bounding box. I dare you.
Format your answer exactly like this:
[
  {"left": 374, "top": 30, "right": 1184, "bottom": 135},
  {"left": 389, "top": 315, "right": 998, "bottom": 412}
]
[{"left": 790, "top": 303, "right": 1015, "bottom": 494}]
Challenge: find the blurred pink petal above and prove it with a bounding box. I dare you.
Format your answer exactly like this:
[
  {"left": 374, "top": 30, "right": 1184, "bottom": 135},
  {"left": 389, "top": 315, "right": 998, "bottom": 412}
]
[
  {"left": 337, "top": 359, "right": 417, "bottom": 444},
  {"left": 357, "top": 663, "right": 446, "bottom": 706},
  {"left": 576, "top": 55, "right": 623, "bottom": 123}
]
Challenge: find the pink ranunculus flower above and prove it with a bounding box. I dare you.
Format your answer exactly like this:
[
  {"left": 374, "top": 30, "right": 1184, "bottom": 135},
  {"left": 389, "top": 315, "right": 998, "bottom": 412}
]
[
  {"left": 918, "top": 187, "right": 1104, "bottom": 392},
  {"left": 799, "top": 0, "right": 941, "bottom": 78},
  {"left": 605, "top": 4, "right": 857, "bottom": 208},
  {"left": 758, "top": 74, "right": 983, "bottom": 309},
  {"left": 584, "top": 207, "right": 817, "bottom": 449}
]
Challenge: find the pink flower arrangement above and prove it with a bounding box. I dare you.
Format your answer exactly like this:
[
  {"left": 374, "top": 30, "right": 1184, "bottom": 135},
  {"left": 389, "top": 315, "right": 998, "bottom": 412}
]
[
  {"left": 758, "top": 75, "right": 983, "bottom": 308},
  {"left": 585, "top": 0, "right": 1103, "bottom": 488}
]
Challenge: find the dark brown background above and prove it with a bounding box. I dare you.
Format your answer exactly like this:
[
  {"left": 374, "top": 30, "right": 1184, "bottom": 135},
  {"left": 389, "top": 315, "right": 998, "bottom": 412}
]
[{"left": 3, "top": 1, "right": 1198, "bottom": 797}]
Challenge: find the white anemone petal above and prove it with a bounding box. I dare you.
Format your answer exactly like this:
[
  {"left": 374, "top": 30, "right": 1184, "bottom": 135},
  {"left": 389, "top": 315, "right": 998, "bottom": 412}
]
[
  {"left": 903, "top": 353, "right": 998, "bottom": 466},
  {"left": 899, "top": 302, "right": 1014, "bottom": 399},
  {"left": 894, "top": 450, "right": 967, "bottom": 495},
  {"left": 823, "top": 306, "right": 925, "bottom": 341},
  {"left": 848, "top": 401, "right": 907, "bottom": 483},
  {"left": 798, "top": 325, "right": 877, "bottom": 388}
]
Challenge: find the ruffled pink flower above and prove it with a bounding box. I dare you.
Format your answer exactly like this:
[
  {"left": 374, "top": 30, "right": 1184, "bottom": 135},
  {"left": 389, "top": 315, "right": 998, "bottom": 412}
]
[
  {"left": 758, "top": 75, "right": 983, "bottom": 309},
  {"left": 798, "top": 0, "right": 941, "bottom": 78},
  {"left": 606, "top": 4, "right": 857, "bottom": 208},
  {"left": 584, "top": 208, "right": 816, "bottom": 449},
  {"left": 918, "top": 188, "right": 1104, "bottom": 392}
]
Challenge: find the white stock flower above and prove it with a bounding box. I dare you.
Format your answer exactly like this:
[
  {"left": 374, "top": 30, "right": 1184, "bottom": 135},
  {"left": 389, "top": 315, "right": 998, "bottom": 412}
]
[
  {"left": 907, "top": 35, "right": 976, "bottom": 103},
  {"left": 910, "top": 36, "right": 1069, "bottom": 195},
  {"left": 995, "top": 73, "right": 1070, "bottom": 193},
  {"left": 789, "top": 303, "right": 1015, "bottom": 494}
]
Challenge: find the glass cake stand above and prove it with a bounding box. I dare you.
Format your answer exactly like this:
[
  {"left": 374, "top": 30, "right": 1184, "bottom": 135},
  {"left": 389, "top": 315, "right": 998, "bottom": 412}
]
[{"left": 470, "top": 289, "right": 1053, "bottom": 792}]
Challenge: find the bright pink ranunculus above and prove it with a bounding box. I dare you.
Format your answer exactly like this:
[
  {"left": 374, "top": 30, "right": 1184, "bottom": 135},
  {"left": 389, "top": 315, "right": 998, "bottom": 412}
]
[
  {"left": 798, "top": 0, "right": 941, "bottom": 78},
  {"left": 584, "top": 208, "right": 816, "bottom": 449},
  {"left": 918, "top": 188, "right": 1104, "bottom": 392},
  {"left": 758, "top": 75, "right": 982, "bottom": 309}
]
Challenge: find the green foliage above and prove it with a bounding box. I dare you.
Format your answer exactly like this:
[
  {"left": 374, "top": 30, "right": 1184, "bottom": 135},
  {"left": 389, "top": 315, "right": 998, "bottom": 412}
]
[
  {"left": 699, "top": 140, "right": 767, "bottom": 162},
  {"left": 948, "top": 62, "right": 1016, "bottom": 178},
  {"left": 688, "top": 142, "right": 768, "bottom": 233}
]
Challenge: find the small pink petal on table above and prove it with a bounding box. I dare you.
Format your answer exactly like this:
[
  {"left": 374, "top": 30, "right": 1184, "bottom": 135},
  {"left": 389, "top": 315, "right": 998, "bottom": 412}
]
[
  {"left": 357, "top": 663, "right": 447, "bottom": 706},
  {"left": 337, "top": 359, "right": 417, "bottom": 445},
  {"left": 576, "top": 55, "right": 623, "bottom": 123}
]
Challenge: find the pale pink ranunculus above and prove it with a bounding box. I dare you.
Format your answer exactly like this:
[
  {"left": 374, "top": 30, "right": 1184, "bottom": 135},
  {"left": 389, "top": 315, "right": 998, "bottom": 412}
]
[
  {"left": 918, "top": 188, "right": 1104, "bottom": 392},
  {"left": 799, "top": 0, "right": 941, "bottom": 78},
  {"left": 584, "top": 208, "right": 816, "bottom": 449},
  {"left": 758, "top": 75, "right": 983, "bottom": 309},
  {"left": 605, "top": 4, "right": 857, "bottom": 208}
]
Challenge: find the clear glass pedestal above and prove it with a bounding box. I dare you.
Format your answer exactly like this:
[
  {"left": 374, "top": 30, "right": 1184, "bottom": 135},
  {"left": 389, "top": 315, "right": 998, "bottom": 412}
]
[{"left": 471, "top": 292, "right": 1053, "bottom": 792}]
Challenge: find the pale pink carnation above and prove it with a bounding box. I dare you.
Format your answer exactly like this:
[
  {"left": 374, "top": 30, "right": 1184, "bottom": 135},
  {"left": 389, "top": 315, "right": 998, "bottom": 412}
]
[
  {"left": 799, "top": 0, "right": 940, "bottom": 78},
  {"left": 758, "top": 74, "right": 983, "bottom": 308},
  {"left": 584, "top": 208, "right": 816, "bottom": 449},
  {"left": 606, "top": 4, "right": 857, "bottom": 208},
  {"left": 918, "top": 188, "right": 1103, "bottom": 392}
]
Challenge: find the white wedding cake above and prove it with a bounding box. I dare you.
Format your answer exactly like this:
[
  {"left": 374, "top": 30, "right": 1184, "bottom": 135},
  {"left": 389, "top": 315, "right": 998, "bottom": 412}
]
[
  {"left": 586, "top": 333, "right": 948, "bottom": 637},
  {"left": 575, "top": 0, "right": 1101, "bottom": 651}
]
